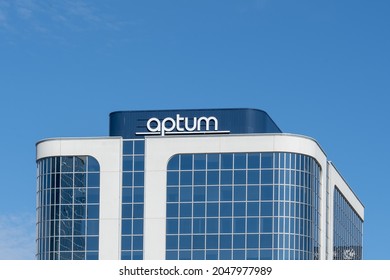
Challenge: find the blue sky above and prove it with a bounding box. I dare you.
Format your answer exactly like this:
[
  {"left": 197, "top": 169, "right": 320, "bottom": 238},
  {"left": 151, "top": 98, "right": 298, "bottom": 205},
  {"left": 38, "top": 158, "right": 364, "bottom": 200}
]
[{"left": 0, "top": 0, "right": 389, "bottom": 260}]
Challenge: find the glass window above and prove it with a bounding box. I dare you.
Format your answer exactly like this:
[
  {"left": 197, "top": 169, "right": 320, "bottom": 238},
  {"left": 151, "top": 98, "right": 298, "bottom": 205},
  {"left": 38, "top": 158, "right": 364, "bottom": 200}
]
[
  {"left": 247, "top": 170, "right": 260, "bottom": 185},
  {"left": 167, "top": 155, "right": 179, "bottom": 171},
  {"left": 234, "top": 186, "right": 246, "bottom": 201},
  {"left": 233, "top": 234, "right": 245, "bottom": 248},
  {"left": 61, "top": 157, "right": 74, "bottom": 173},
  {"left": 88, "top": 173, "right": 100, "bottom": 188},
  {"left": 121, "top": 236, "right": 131, "bottom": 250},
  {"left": 133, "top": 219, "right": 143, "bottom": 234},
  {"left": 220, "top": 203, "right": 232, "bottom": 217},
  {"left": 193, "top": 235, "right": 205, "bottom": 249},
  {"left": 122, "top": 220, "right": 133, "bottom": 234},
  {"left": 74, "top": 205, "right": 86, "bottom": 219},
  {"left": 122, "top": 204, "right": 132, "bottom": 219},
  {"left": 74, "top": 156, "right": 87, "bottom": 172},
  {"left": 234, "top": 154, "right": 246, "bottom": 169},
  {"left": 87, "top": 157, "right": 100, "bottom": 172},
  {"left": 261, "top": 170, "right": 273, "bottom": 185},
  {"left": 87, "top": 188, "right": 99, "bottom": 204},
  {"left": 207, "top": 171, "right": 219, "bottom": 185},
  {"left": 207, "top": 203, "right": 219, "bottom": 217},
  {"left": 193, "top": 218, "right": 205, "bottom": 233},
  {"left": 261, "top": 186, "right": 273, "bottom": 200},
  {"left": 134, "top": 141, "right": 144, "bottom": 155},
  {"left": 166, "top": 251, "right": 178, "bottom": 260},
  {"left": 193, "top": 187, "right": 205, "bottom": 201},
  {"left": 261, "top": 153, "right": 273, "bottom": 169},
  {"left": 133, "top": 204, "right": 143, "bottom": 218},
  {"left": 180, "top": 187, "right": 192, "bottom": 202},
  {"left": 221, "top": 154, "right": 233, "bottom": 169},
  {"left": 87, "top": 220, "right": 99, "bottom": 235},
  {"left": 193, "top": 203, "right": 205, "bottom": 217},
  {"left": 234, "top": 202, "right": 246, "bottom": 216},
  {"left": 233, "top": 218, "right": 245, "bottom": 233},
  {"left": 180, "top": 204, "right": 192, "bottom": 217},
  {"left": 207, "top": 154, "right": 219, "bottom": 169},
  {"left": 122, "top": 172, "right": 132, "bottom": 186},
  {"left": 167, "top": 172, "right": 179, "bottom": 186},
  {"left": 180, "top": 235, "right": 191, "bottom": 249},
  {"left": 122, "top": 188, "right": 132, "bottom": 203},
  {"left": 167, "top": 219, "right": 178, "bottom": 234},
  {"left": 260, "top": 234, "right": 272, "bottom": 248},
  {"left": 133, "top": 172, "right": 144, "bottom": 186},
  {"left": 207, "top": 186, "right": 219, "bottom": 201},
  {"left": 167, "top": 187, "right": 179, "bottom": 202},
  {"left": 87, "top": 205, "right": 99, "bottom": 219},
  {"left": 206, "top": 218, "right": 218, "bottom": 233},
  {"left": 194, "top": 154, "right": 206, "bottom": 169},
  {"left": 61, "top": 189, "right": 73, "bottom": 205},
  {"left": 221, "top": 170, "right": 233, "bottom": 184},
  {"left": 180, "top": 171, "right": 192, "bottom": 185},
  {"left": 234, "top": 170, "right": 246, "bottom": 185},
  {"left": 167, "top": 203, "right": 178, "bottom": 217},
  {"left": 123, "top": 141, "right": 133, "bottom": 155},
  {"left": 261, "top": 218, "right": 273, "bottom": 233},
  {"left": 247, "top": 186, "right": 259, "bottom": 200},
  {"left": 133, "top": 156, "right": 144, "bottom": 171},
  {"left": 74, "top": 173, "right": 87, "bottom": 187},
  {"left": 180, "top": 219, "right": 192, "bottom": 234},
  {"left": 247, "top": 234, "right": 259, "bottom": 248},
  {"left": 133, "top": 236, "right": 143, "bottom": 250},
  {"left": 206, "top": 235, "right": 218, "bottom": 249},
  {"left": 181, "top": 155, "right": 193, "bottom": 170},
  {"left": 248, "top": 154, "right": 260, "bottom": 169},
  {"left": 220, "top": 235, "right": 232, "bottom": 249},
  {"left": 247, "top": 218, "right": 259, "bottom": 233},
  {"left": 220, "top": 186, "right": 232, "bottom": 201},
  {"left": 194, "top": 171, "right": 206, "bottom": 185},
  {"left": 247, "top": 202, "right": 259, "bottom": 216},
  {"left": 220, "top": 218, "right": 232, "bottom": 233},
  {"left": 123, "top": 156, "right": 133, "bottom": 171},
  {"left": 261, "top": 202, "right": 273, "bottom": 216}
]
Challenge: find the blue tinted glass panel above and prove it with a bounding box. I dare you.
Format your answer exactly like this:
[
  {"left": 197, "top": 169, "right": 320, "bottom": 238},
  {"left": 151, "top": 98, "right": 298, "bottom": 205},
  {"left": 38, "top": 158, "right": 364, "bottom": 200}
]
[
  {"left": 134, "top": 141, "right": 144, "bottom": 155},
  {"left": 167, "top": 155, "right": 179, "bottom": 170},
  {"left": 181, "top": 155, "right": 193, "bottom": 170},
  {"left": 234, "top": 154, "right": 246, "bottom": 169},
  {"left": 123, "top": 141, "right": 133, "bottom": 155},
  {"left": 207, "top": 154, "right": 219, "bottom": 169},
  {"left": 221, "top": 154, "right": 233, "bottom": 169},
  {"left": 194, "top": 154, "right": 206, "bottom": 169}
]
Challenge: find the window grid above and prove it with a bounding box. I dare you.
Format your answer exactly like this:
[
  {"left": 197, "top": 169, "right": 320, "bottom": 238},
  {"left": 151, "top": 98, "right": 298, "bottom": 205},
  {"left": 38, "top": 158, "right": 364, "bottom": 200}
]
[
  {"left": 121, "top": 140, "right": 145, "bottom": 260},
  {"left": 333, "top": 187, "right": 363, "bottom": 260},
  {"left": 36, "top": 156, "right": 100, "bottom": 260},
  {"left": 166, "top": 152, "right": 321, "bottom": 260}
]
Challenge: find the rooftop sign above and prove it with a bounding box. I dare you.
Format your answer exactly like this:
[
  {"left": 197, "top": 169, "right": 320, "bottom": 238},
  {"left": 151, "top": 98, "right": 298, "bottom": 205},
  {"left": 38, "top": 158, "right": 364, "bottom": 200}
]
[
  {"left": 109, "top": 109, "right": 282, "bottom": 139},
  {"left": 136, "top": 114, "right": 230, "bottom": 136}
]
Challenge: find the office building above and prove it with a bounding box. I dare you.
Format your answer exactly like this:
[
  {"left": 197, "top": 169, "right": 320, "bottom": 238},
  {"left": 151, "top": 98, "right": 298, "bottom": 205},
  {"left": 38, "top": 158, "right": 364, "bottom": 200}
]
[{"left": 35, "top": 108, "right": 364, "bottom": 260}]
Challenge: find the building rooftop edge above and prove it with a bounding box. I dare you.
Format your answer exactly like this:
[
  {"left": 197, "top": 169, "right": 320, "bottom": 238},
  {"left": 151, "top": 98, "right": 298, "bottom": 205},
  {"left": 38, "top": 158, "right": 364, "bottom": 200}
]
[
  {"left": 35, "top": 136, "right": 123, "bottom": 146},
  {"left": 109, "top": 108, "right": 269, "bottom": 115},
  {"left": 329, "top": 161, "right": 365, "bottom": 209}
]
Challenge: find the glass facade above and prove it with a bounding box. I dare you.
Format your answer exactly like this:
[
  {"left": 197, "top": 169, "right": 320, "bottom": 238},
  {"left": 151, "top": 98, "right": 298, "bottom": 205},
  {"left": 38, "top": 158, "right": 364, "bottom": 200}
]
[
  {"left": 121, "top": 140, "right": 145, "bottom": 260},
  {"left": 333, "top": 187, "right": 363, "bottom": 260},
  {"left": 36, "top": 156, "right": 100, "bottom": 260},
  {"left": 166, "top": 152, "right": 321, "bottom": 260}
]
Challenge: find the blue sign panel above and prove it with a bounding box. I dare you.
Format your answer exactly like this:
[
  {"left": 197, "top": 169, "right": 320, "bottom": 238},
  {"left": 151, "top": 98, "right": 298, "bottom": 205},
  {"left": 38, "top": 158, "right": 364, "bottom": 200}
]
[{"left": 109, "top": 108, "right": 282, "bottom": 139}]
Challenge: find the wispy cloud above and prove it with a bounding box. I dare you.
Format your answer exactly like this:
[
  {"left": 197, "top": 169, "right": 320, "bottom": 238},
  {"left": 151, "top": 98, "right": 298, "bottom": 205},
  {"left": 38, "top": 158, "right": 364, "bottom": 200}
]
[
  {"left": 0, "top": 0, "right": 123, "bottom": 35},
  {"left": 0, "top": 213, "right": 35, "bottom": 260}
]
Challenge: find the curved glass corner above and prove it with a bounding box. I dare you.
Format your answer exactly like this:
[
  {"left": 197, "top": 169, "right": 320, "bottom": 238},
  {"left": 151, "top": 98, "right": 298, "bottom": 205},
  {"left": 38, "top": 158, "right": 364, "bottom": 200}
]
[
  {"left": 165, "top": 152, "right": 321, "bottom": 260},
  {"left": 36, "top": 156, "right": 100, "bottom": 260}
]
